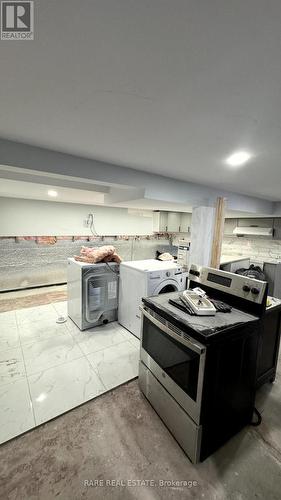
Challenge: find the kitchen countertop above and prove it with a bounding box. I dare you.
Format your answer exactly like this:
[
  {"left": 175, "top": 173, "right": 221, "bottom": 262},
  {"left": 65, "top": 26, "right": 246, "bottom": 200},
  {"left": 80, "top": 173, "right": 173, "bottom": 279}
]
[
  {"left": 266, "top": 296, "right": 281, "bottom": 311},
  {"left": 221, "top": 256, "right": 281, "bottom": 266},
  {"left": 261, "top": 259, "right": 281, "bottom": 265},
  {"left": 220, "top": 255, "right": 250, "bottom": 265}
]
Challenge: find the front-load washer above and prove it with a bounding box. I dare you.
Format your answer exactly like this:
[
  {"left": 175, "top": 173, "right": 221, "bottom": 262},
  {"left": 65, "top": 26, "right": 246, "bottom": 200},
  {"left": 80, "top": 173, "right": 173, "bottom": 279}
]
[
  {"left": 118, "top": 259, "right": 187, "bottom": 338},
  {"left": 67, "top": 258, "right": 119, "bottom": 330}
]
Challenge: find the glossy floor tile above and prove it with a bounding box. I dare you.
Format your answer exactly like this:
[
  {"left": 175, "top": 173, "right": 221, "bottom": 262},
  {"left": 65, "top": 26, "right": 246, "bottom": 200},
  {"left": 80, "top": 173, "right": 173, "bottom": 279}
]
[
  {"left": 87, "top": 340, "right": 139, "bottom": 390},
  {"left": 0, "top": 301, "right": 140, "bottom": 445},
  {"left": 18, "top": 318, "right": 70, "bottom": 345},
  {"left": 69, "top": 322, "right": 128, "bottom": 355},
  {"left": 0, "top": 310, "right": 18, "bottom": 328},
  {"left": 0, "top": 379, "right": 35, "bottom": 444},
  {"left": 22, "top": 334, "right": 83, "bottom": 375},
  {"left": 16, "top": 303, "right": 58, "bottom": 325},
  {"left": 0, "top": 347, "right": 25, "bottom": 386},
  {"left": 115, "top": 324, "right": 140, "bottom": 349},
  {"left": 29, "top": 357, "right": 106, "bottom": 425},
  {"left": 0, "top": 313, "right": 20, "bottom": 351},
  {"left": 52, "top": 300, "right": 68, "bottom": 317}
]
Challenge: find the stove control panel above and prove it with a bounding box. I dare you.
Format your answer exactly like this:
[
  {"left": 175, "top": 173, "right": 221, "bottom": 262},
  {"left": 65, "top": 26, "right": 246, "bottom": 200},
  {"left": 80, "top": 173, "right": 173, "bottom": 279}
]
[
  {"left": 189, "top": 269, "right": 200, "bottom": 277},
  {"left": 188, "top": 264, "right": 268, "bottom": 304}
]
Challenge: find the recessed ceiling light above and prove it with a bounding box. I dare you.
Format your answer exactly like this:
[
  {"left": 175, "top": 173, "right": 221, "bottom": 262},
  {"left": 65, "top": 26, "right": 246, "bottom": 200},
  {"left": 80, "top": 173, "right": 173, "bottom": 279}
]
[
  {"left": 226, "top": 151, "right": 252, "bottom": 167},
  {"left": 47, "top": 189, "right": 58, "bottom": 197}
]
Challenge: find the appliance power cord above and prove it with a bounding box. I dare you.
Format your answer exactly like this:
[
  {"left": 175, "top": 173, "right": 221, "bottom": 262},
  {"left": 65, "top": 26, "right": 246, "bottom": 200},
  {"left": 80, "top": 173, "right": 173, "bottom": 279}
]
[
  {"left": 88, "top": 213, "right": 99, "bottom": 236},
  {"left": 250, "top": 407, "right": 262, "bottom": 426},
  {"left": 105, "top": 261, "right": 120, "bottom": 275}
]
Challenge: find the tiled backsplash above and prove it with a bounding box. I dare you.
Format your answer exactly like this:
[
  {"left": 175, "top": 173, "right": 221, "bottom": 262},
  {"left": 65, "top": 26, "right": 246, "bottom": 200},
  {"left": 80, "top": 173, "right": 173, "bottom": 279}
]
[
  {"left": 0, "top": 235, "right": 176, "bottom": 292},
  {"left": 222, "top": 236, "right": 281, "bottom": 263}
]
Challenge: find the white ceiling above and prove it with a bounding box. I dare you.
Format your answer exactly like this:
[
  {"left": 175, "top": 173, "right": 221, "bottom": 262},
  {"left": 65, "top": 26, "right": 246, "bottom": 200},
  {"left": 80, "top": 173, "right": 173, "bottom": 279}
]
[
  {"left": 0, "top": 178, "right": 105, "bottom": 205},
  {"left": 0, "top": 178, "right": 268, "bottom": 218},
  {"left": 1, "top": 0, "right": 281, "bottom": 200}
]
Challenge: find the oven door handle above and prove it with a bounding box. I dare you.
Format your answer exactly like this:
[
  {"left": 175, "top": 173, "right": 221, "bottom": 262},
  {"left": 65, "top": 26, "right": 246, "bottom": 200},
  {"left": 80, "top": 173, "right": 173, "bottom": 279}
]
[{"left": 140, "top": 306, "right": 205, "bottom": 355}]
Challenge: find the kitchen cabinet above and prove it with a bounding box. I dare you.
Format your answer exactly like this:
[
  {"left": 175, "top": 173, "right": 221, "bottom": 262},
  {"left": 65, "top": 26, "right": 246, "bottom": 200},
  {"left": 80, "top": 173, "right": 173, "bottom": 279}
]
[
  {"left": 153, "top": 211, "right": 192, "bottom": 233},
  {"left": 263, "top": 263, "right": 275, "bottom": 296},
  {"left": 273, "top": 218, "right": 281, "bottom": 240},
  {"left": 263, "top": 262, "right": 281, "bottom": 298},
  {"left": 238, "top": 218, "right": 273, "bottom": 228},
  {"left": 153, "top": 211, "right": 168, "bottom": 232},
  {"left": 180, "top": 213, "right": 192, "bottom": 233},
  {"left": 256, "top": 301, "right": 281, "bottom": 388},
  {"left": 167, "top": 212, "right": 181, "bottom": 232},
  {"left": 223, "top": 219, "right": 237, "bottom": 236}
]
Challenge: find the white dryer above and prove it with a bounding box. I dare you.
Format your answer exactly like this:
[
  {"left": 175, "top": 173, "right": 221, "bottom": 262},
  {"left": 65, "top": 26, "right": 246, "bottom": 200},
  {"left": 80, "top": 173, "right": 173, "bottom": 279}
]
[{"left": 118, "top": 259, "right": 187, "bottom": 338}]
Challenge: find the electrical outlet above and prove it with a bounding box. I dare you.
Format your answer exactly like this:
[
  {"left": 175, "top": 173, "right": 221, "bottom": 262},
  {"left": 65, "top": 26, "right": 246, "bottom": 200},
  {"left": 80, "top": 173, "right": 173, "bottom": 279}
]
[{"left": 83, "top": 219, "right": 90, "bottom": 228}]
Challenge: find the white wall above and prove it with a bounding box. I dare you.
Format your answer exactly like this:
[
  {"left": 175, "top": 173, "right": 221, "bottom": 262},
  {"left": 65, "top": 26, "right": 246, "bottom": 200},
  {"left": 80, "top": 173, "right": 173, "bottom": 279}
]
[
  {"left": 273, "top": 202, "right": 281, "bottom": 216},
  {"left": 0, "top": 198, "right": 153, "bottom": 236}
]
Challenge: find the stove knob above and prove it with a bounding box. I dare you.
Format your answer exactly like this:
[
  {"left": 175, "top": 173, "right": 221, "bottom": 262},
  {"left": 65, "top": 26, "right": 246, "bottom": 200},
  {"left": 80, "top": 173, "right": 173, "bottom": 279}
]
[
  {"left": 166, "top": 271, "right": 171, "bottom": 277},
  {"left": 251, "top": 287, "right": 260, "bottom": 295},
  {"left": 243, "top": 285, "right": 251, "bottom": 293}
]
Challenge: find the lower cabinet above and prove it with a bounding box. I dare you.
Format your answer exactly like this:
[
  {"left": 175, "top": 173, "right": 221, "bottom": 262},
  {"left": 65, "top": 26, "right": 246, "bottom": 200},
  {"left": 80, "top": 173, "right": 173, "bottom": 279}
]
[{"left": 256, "top": 308, "right": 281, "bottom": 387}]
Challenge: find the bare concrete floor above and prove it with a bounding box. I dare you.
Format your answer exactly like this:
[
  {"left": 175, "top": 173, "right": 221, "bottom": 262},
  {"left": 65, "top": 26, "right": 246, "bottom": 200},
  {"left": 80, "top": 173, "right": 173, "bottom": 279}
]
[
  {"left": 1, "top": 355, "right": 281, "bottom": 500},
  {"left": 0, "top": 284, "right": 67, "bottom": 312}
]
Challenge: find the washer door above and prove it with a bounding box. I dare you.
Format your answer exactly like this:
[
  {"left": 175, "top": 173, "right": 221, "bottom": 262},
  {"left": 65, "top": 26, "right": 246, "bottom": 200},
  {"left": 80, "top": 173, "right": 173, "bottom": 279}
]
[{"left": 152, "top": 279, "right": 179, "bottom": 295}]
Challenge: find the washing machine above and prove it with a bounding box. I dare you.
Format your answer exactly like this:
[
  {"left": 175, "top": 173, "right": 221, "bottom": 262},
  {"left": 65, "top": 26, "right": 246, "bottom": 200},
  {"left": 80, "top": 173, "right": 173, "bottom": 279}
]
[
  {"left": 118, "top": 259, "right": 187, "bottom": 338},
  {"left": 67, "top": 258, "right": 119, "bottom": 330}
]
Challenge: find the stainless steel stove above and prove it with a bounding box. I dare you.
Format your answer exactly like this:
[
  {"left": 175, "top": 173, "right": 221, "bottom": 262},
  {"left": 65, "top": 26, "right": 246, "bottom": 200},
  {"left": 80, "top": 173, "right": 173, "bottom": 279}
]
[{"left": 139, "top": 265, "right": 268, "bottom": 463}]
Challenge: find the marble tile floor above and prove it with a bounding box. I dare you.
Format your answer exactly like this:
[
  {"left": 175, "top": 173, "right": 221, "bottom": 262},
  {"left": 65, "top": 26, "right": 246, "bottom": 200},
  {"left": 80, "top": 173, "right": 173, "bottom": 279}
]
[{"left": 0, "top": 300, "right": 140, "bottom": 444}]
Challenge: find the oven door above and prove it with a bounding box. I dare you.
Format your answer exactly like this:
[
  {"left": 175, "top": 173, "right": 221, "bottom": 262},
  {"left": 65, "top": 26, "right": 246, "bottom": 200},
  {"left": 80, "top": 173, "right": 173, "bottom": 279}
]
[{"left": 140, "top": 306, "right": 206, "bottom": 424}]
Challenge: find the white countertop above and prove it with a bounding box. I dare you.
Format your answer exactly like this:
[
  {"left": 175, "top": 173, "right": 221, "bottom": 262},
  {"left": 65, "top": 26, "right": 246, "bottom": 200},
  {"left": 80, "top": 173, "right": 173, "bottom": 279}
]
[
  {"left": 221, "top": 256, "right": 281, "bottom": 266},
  {"left": 262, "top": 259, "right": 281, "bottom": 265},
  {"left": 220, "top": 255, "right": 250, "bottom": 265},
  {"left": 267, "top": 296, "right": 281, "bottom": 310}
]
